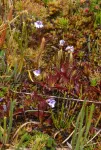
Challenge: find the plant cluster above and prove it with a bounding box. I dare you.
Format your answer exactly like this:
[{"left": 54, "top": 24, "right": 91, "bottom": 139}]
[{"left": 0, "top": 0, "right": 101, "bottom": 149}]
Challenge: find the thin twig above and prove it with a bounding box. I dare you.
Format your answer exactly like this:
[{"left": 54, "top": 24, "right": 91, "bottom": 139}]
[
  {"left": 12, "top": 121, "right": 40, "bottom": 140},
  {"left": 25, "top": 109, "right": 50, "bottom": 114},
  {"left": 54, "top": 129, "right": 64, "bottom": 139},
  {"left": 11, "top": 90, "right": 101, "bottom": 105},
  {"left": 84, "top": 129, "right": 101, "bottom": 146},
  {"left": 62, "top": 130, "right": 75, "bottom": 144},
  {"left": 66, "top": 142, "right": 72, "bottom": 150}
]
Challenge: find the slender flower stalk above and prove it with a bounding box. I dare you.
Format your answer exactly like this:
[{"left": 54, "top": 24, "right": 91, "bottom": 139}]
[
  {"left": 3, "top": 104, "right": 7, "bottom": 112},
  {"left": 65, "top": 46, "right": 74, "bottom": 66}
]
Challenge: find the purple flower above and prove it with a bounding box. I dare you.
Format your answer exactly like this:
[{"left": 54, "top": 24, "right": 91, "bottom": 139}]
[
  {"left": 34, "top": 21, "right": 44, "bottom": 28},
  {"left": 33, "top": 69, "right": 41, "bottom": 76},
  {"left": 59, "top": 40, "right": 65, "bottom": 46},
  {"left": 65, "top": 46, "right": 74, "bottom": 52},
  {"left": 0, "top": 98, "right": 3, "bottom": 102},
  {"left": 46, "top": 98, "right": 56, "bottom": 108}
]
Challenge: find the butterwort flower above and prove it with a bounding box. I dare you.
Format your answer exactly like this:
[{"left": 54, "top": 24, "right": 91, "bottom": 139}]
[
  {"left": 0, "top": 98, "right": 3, "bottom": 102},
  {"left": 46, "top": 98, "right": 56, "bottom": 108},
  {"left": 34, "top": 21, "right": 44, "bottom": 28},
  {"left": 33, "top": 69, "right": 41, "bottom": 76},
  {"left": 65, "top": 46, "right": 74, "bottom": 52},
  {"left": 59, "top": 40, "right": 65, "bottom": 46}
]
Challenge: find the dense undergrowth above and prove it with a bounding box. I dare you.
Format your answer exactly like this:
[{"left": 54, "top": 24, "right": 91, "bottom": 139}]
[{"left": 0, "top": 0, "right": 101, "bottom": 150}]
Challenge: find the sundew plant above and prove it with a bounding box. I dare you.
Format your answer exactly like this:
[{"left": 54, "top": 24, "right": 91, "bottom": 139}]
[{"left": 0, "top": 0, "right": 101, "bottom": 149}]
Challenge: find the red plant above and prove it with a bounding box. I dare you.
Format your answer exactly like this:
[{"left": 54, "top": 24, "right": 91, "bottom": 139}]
[{"left": 0, "top": 6, "right": 13, "bottom": 48}]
